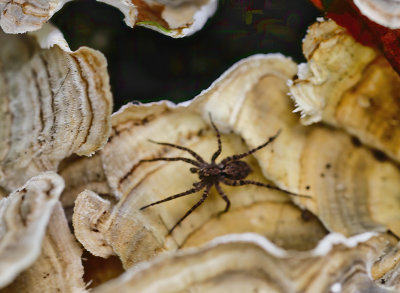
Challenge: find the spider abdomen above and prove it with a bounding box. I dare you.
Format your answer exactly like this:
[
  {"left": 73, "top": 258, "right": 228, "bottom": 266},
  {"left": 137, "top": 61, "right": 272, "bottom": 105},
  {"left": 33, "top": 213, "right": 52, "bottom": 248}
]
[{"left": 223, "top": 160, "right": 252, "bottom": 180}]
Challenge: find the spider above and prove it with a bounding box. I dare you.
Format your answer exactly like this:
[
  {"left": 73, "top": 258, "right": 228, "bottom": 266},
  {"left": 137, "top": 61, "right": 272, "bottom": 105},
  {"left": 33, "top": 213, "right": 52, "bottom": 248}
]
[{"left": 139, "top": 115, "right": 307, "bottom": 234}]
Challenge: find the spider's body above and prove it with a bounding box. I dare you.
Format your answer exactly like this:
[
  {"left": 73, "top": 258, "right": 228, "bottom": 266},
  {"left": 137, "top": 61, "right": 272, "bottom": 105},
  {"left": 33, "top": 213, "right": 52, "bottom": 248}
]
[
  {"left": 139, "top": 116, "right": 302, "bottom": 234},
  {"left": 220, "top": 160, "right": 252, "bottom": 180},
  {"left": 192, "top": 160, "right": 252, "bottom": 183}
]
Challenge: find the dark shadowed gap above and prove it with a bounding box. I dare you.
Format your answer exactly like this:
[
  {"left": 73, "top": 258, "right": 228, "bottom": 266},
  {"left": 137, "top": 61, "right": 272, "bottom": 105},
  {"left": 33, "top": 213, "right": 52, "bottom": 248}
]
[{"left": 52, "top": 0, "right": 320, "bottom": 110}]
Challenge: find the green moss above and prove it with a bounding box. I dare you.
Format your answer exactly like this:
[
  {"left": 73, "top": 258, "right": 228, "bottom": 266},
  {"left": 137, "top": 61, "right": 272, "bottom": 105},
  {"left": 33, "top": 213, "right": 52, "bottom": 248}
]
[{"left": 137, "top": 21, "right": 174, "bottom": 34}]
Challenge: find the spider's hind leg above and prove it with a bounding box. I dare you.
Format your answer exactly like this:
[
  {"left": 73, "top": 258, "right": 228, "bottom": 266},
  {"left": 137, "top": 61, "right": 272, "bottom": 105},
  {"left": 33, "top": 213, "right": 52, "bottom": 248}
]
[
  {"left": 221, "top": 179, "right": 311, "bottom": 199},
  {"left": 215, "top": 183, "right": 231, "bottom": 217},
  {"left": 167, "top": 185, "right": 212, "bottom": 234}
]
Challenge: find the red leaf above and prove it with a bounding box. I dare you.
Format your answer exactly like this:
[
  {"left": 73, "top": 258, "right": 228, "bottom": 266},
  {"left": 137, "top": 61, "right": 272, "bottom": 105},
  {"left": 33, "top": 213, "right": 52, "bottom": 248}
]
[
  {"left": 310, "top": 0, "right": 324, "bottom": 10},
  {"left": 309, "top": 0, "right": 400, "bottom": 75}
]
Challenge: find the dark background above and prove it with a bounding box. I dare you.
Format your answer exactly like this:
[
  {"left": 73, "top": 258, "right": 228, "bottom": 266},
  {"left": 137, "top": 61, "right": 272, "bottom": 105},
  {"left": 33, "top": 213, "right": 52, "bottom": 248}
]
[{"left": 52, "top": 0, "right": 321, "bottom": 110}]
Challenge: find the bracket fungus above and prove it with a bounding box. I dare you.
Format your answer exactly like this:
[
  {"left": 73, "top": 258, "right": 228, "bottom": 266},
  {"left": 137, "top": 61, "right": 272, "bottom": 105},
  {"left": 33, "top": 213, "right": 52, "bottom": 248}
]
[
  {"left": 72, "top": 54, "right": 400, "bottom": 280},
  {"left": 0, "top": 0, "right": 71, "bottom": 34},
  {"left": 99, "top": 0, "right": 218, "bottom": 37},
  {"left": 59, "top": 154, "right": 111, "bottom": 222},
  {"left": 0, "top": 0, "right": 217, "bottom": 37},
  {"left": 2, "top": 202, "right": 86, "bottom": 292},
  {"left": 0, "top": 172, "right": 64, "bottom": 288},
  {"left": 290, "top": 19, "right": 400, "bottom": 164},
  {"left": 3, "top": 10, "right": 400, "bottom": 291},
  {"left": 91, "top": 233, "right": 398, "bottom": 293},
  {"left": 72, "top": 55, "right": 329, "bottom": 267},
  {"left": 0, "top": 24, "right": 112, "bottom": 191}
]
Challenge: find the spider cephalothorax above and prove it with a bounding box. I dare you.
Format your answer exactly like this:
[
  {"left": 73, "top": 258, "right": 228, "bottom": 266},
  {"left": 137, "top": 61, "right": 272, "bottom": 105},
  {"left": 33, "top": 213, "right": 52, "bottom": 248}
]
[{"left": 139, "top": 115, "right": 304, "bottom": 234}]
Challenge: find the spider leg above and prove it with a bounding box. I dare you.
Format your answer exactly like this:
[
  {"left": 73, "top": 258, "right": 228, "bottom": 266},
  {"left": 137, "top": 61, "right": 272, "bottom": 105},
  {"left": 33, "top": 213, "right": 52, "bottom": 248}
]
[
  {"left": 168, "top": 184, "right": 212, "bottom": 235},
  {"left": 148, "top": 140, "right": 205, "bottom": 163},
  {"left": 220, "top": 129, "right": 281, "bottom": 164},
  {"left": 140, "top": 183, "right": 206, "bottom": 210},
  {"left": 209, "top": 113, "right": 222, "bottom": 163},
  {"left": 215, "top": 182, "right": 230, "bottom": 216},
  {"left": 221, "top": 179, "right": 311, "bottom": 198},
  {"left": 139, "top": 157, "right": 202, "bottom": 167}
]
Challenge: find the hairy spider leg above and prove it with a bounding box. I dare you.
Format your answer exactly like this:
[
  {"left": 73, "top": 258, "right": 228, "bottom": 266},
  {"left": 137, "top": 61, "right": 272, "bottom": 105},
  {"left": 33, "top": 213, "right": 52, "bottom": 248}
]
[
  {"left": 147, "top": 140, "right": 205, "bottom": 163},
  {"left": 220, "top": 129, "right": 281, "bottom": 164},
  {"left": 139, "top": 157, "right": 202, "bottom": 167},
  {"left": 215, "top": 182, "right": 231, "bottom": 215},
  {"left": 168, "top": 184, "right": 212, "bottom": 234},
  {"left": 209, "top": 114, "right": 222, "bottom": 163},
  {"left": 221, "top": 178, "right": 311, "bottom": 199},
  {"left": 140, "top": 182, "right": 206, "bottom": 210}
]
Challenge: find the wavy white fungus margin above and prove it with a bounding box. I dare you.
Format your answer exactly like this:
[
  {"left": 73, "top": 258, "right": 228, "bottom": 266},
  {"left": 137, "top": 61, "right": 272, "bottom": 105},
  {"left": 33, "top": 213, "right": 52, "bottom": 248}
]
[
  {"left": 29, "top": 23, "right": 72, "bottom": 52},
  {"left": 354, "top": 0, "right": 400, "bottom": 29}
]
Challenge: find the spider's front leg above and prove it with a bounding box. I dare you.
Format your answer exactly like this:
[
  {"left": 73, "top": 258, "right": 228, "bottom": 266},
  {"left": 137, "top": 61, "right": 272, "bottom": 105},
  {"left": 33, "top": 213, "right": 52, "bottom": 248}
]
[
  {"left": 147, "top": 140, "right": 206, "bottom": 163},
  {"left": 140, "top": 182, "right": 206, "bottom": 210},
  {"left": 220, "top": 129, "right": 281, "bottom": 164},
  {"left": 208, "top": 113, "right": 222, "bottom": 163},
  {"left": 139, "top": 157, "right": 202, "bottom": 167}
]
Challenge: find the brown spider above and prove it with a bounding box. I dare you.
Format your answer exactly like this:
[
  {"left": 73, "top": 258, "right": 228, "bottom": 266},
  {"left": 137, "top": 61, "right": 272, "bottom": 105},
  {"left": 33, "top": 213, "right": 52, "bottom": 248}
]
[{"left": 140, "top": 115, "right": 306, "bottom": 234}]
